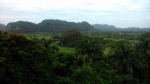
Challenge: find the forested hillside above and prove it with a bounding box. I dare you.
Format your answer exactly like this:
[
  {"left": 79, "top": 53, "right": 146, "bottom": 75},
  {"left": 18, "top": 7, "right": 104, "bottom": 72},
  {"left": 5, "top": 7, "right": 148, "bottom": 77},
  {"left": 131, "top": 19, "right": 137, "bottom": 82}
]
[
  {"left": 93, "top": 24, "right": 150, "bottom": 32},
  {"left": 38, "top": 19, "right": 94, "bottom": 32},
  {"left": 6, "top": 21, "right": 37, "bottom": 33},
  {"left": 93, "top": 24, "right": 118, "bottom": 31},
  {"left": 6, "top": 19, "right": 94, "bottom": 33}
]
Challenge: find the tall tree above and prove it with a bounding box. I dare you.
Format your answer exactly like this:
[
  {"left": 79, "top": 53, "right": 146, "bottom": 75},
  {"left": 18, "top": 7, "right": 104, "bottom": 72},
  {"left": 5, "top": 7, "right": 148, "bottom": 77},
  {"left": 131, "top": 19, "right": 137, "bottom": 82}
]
[
  {"left": 136, "top": 37, "right": 150, "bottom": 83},
  {"left": 109, "top": 44, "right": 141, "bottom": 75},
  {"left": 76, "top": 37, "right": 103, "bottom": 64}
]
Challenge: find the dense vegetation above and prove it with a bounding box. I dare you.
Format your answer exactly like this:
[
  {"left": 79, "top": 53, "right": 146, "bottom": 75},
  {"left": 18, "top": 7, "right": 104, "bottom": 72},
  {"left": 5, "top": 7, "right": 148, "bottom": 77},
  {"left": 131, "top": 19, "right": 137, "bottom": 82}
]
[{"left": 0, "top": 27, "right": 150, "bottom": 83}]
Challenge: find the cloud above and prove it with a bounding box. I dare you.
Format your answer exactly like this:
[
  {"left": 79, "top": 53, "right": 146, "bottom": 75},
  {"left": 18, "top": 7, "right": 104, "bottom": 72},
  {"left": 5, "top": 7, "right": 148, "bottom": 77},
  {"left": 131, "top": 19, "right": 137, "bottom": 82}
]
[
  {"left": 0, "top": 0, "right": 150, "bottom": 27},
  {"left": 0, "top": 0, "right": 146, "bottom": 12}
]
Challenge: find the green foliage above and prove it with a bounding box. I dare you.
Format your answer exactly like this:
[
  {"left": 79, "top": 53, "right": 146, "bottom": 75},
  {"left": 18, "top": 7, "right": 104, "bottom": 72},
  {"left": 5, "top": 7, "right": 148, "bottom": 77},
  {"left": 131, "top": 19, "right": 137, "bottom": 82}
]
[
  {"left": 58, "top": 46, "right": 75, "bottom": 54},
  {"left": 72, "top": 65, "right": 102, "bottom": 84},
  {"left": 59, "top": 29, "right": 83, "bottom": 47},
  {"left": 53, "top": 34, "right": 60, "bottom": 40},
  {"left": 113, "top": 75, "right": 140, "bottom": 84},
  {"left": 1, "top": 30, "right": 150, "bottom": 83},
  {"left": 141, "top": 31, "right": 150, "bottom": 39},
  {"left": 25, "top": 32, "right": 53, "bottom": 39},
  {"left": 0, "top": 31, "right": 53, "bottom": 83},
  {"left": 136, "top": 35, "right": 150, "bottom": 83},
  {"left": 106, "top": 43, "right": 144, "bottom": 82},
  {"left": 76, "top": 36, "right": 103, "bottom": 63}
]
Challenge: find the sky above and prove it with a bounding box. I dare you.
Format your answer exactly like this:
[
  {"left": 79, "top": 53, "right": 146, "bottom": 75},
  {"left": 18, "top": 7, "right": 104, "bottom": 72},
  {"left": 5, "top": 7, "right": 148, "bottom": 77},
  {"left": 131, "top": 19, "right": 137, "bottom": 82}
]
[{"left": 0, "top": 0, "right": 150, "bottom": 28}]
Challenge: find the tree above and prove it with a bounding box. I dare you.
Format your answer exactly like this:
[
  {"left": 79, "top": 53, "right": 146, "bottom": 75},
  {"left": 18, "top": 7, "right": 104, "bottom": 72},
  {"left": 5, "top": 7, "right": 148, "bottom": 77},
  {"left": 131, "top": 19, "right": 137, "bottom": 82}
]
[
  {"left": 136, "top": 34, "right": 150, "bottom": 83},
  {"left": 72, "top": 65, "right": 102, "bottom": 84},
  {"left": 109, "top": 44, "right": 141, "bottom": 75},
  {"left": 59, "top": 29, "right": 83, "bottom": 47},
  {"left": 0, "top": 31, "right": 53, "bottom": 83},
  {"left": 76, "top": 36, "right": 103, "bottom": 64}
]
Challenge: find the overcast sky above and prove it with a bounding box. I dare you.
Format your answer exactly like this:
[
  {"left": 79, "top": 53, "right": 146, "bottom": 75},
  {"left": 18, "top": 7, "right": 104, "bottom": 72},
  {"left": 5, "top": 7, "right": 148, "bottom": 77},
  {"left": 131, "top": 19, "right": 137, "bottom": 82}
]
[{"left": 0, "top": 0, "right": 150, "bottom": 28}]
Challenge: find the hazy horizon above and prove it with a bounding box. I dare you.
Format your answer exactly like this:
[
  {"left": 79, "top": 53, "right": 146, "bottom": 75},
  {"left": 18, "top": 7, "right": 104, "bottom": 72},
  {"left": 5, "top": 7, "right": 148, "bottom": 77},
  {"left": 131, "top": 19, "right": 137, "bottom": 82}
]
[{"left": 0, "top": 0, "right": 150, "bottom": 28}]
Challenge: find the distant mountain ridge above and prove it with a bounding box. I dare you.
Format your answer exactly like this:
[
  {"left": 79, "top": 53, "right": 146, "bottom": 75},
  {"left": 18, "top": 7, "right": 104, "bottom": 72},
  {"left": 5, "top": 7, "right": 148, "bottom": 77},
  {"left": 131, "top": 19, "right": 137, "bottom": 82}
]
[
  {"left": 0, "top": 23, "right": 6, "bottom": 31},
  {"left": 4, "top": 19, "right": 150, "bottom": 33},
  {"left": 6, "top": 21, "right": 37, "bottom": 33},
  {"left": 37, "top": 19, "right": 94, "bottom": 32},
  {"left": 6, "top": 19, "right": 94, "bottom": 33},
  {"left": 93, "top": 24, "right": 120, "bottom": 31},
  {"left": 93, "top": 24, "right": 150, "bottom": 32}
]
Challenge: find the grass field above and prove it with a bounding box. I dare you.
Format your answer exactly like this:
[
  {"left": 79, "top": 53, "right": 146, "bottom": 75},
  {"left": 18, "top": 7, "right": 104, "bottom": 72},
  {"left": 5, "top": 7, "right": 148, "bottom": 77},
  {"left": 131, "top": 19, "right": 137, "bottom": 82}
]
[
  {"left": 57, "top": 46, "right": 75, "bottom": 54},
  {"left": 25, "top": 32, "right": 53, "bottom": 39}
]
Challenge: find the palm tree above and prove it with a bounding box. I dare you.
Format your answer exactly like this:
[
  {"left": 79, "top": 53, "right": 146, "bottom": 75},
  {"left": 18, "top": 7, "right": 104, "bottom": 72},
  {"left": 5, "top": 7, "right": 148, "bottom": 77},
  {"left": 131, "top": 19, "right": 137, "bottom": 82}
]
[
  {"left": 137, "top": 38, "right": 150, "bottom": 55},
  {"left": 136, "top": 38, "right": 150, "bottom": 83},
  {"left": 41, "top": 38, "right": 59, "bottom": 52},
  {"left": 76, "top": 37, "right": 102, "bottom": 64},
  {"left": 109, "top": 44, "right": 141, "bottom": 75}
]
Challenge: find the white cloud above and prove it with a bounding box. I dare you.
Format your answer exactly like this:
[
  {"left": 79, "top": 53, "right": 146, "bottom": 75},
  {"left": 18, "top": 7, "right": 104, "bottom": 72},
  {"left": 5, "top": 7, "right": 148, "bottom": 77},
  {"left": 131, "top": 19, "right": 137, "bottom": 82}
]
[
  {"left": 0, "top": 0, "right": 146, "bottom": 12},
  {"left": 0, "top": 0, "right": 150, "bottom": 27}
]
